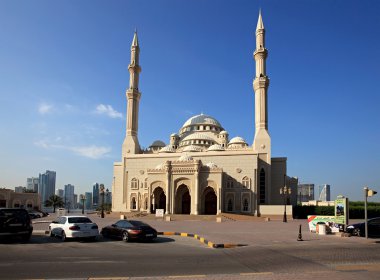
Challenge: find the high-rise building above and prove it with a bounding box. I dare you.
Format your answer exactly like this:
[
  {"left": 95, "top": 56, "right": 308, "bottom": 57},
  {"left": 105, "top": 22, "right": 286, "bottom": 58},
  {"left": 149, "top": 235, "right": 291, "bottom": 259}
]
[
  {"left": 105, "top": 192, "right": 112, "bottom": 205},
  {"left": 64, "top": 184, "right": 75, "bottom": 210},
  {"left": 93, "top": 183, "right": 99, "bottom": 206},
  {"left": 73, "top": 194, "right": 78, "bottom": 208},
  {"left": 297, "top": 184, "right": 314, "bottom": 204},
  {"left": 14, "top": 186, "right": 25, "bottom": 193},
  {"left": 39, "top": 170, "right": 56, "bottom": 203},
  {"left": 27, "top": 177, "right": 39, "bottom": 192},
  {"left": 85, "top": 192, "right": 93, "bottom": 210},
  {"left": 319, "top": 184, "right": 331, "bottom": 201},
  {"left": 56, "top": 189, "right": 64, "bottom": 198}
]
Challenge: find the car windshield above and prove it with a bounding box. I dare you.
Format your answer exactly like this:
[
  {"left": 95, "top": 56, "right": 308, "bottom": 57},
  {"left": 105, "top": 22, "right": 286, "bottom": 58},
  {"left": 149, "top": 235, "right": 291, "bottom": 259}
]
[{"left": 68, "top": 217, "right": 92, "bottom": 224}]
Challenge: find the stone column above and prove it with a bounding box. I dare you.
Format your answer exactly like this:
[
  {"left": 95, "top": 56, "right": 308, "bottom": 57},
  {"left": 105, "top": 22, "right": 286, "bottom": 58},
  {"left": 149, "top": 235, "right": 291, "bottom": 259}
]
[
  {"left": 217, "top": 187, "right": 221, "bottom": 214},
  {"left": 193, "top": 161, "right": 200, "bottom": 215},
  {"left": 165, "top": 161, "right": 171, "bottom": 214}
]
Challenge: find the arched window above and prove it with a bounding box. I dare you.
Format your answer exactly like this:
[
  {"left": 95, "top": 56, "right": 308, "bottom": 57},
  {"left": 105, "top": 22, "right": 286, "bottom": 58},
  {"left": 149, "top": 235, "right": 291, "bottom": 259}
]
[
  {"left": 242, "top": 177, "right": 250, "bottom": 188},
  {"left": 227, "top": 199, "right": 233, "bottom": 212},
  {"left": 243, "top": 198, "right": 249, "bottom": 211},
  {"left": 144, "top": 198, "right": 148, "bottom": 210},
  {"left": 144, "top": 178, "right": 148, "bottom": 189},
  {"left": 131, "top": 178, "right": 138, "bottom": 189},
  {"left": 131, "top": 197, "right": 137, "bottom": 210},
  {"left": 227, "top": 177, "right": 233, "bottom": 189},
  {"left": 260, "top": 169, "right": 265, "bottom": 204}
]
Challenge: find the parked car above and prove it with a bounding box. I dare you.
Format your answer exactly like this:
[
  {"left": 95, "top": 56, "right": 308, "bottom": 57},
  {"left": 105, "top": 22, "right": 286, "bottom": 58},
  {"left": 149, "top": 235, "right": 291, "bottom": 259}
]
[
  {"left": 28, "top": 212, "right": 41, "bottom": 219},
  {"left": 346, "top": 217, "right": 380, "bottom": 237},
  {"left": 101, "top": 220, "right": 157, "bottom": 242},
  {"left": 0, "top": 208, "right": 33, "bottom": 241},
  {"left": 49, "top": 216, "right": 99, "bottom": 241}
]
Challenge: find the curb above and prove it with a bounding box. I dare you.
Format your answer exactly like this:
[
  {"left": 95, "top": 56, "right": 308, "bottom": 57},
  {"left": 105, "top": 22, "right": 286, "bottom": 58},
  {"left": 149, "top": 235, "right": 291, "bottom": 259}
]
[{"left": 157, "top": 231, "right": 246, "bottom": 249}]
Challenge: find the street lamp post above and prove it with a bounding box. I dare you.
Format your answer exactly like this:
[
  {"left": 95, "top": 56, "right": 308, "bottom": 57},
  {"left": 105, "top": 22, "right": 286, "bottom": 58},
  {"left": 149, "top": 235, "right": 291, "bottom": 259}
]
[
  {"left": 100, "top": 184, "right": 105, "bottom": 218},
  {"left": 280, "top": 175, "right": 291, "bottom": 223},
  {"left": 80, "top": 194, "right": 86, "bottom": 215},
  {"left": 99, "top": 184, "right": 109, "bottom": 218}
]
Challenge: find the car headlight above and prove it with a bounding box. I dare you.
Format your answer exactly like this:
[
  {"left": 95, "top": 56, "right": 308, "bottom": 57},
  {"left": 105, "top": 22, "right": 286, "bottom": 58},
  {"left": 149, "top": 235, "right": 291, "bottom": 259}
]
[{"left": 347, "top": 226, "right": 354, "bottom": 229}]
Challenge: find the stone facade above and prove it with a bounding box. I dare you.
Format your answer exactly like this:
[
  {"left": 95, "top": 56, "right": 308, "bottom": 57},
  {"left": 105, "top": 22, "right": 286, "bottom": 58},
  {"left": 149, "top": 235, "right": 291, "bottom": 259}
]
[
  {"left": 0, "top": 189, "right": 41, "bottom": 210},
  {"left": 112, "top": 12, "right": 297, "bottom": 215}
]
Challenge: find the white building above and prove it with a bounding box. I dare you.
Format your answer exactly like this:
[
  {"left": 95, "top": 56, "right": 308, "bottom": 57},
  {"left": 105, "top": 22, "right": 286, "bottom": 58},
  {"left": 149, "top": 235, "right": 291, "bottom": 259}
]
[
  {"left": 113, "top": 12, "right": 297, "bottom": 215},
  {"left": 27, "top": 177, "right": 39, "bottom": 192}
]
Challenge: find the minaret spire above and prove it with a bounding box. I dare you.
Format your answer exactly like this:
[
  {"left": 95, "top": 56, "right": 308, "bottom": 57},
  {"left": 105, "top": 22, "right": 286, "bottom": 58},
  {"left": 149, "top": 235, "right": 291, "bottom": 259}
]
[
  {"left": 122, "top": 31, "right": 142, "bottom": 155},
  {"left": 253, "top": 10, "right": 271, "bottom": 159},
  {"left": 256, "top": 9, "right": 264, "bottom": 31}
]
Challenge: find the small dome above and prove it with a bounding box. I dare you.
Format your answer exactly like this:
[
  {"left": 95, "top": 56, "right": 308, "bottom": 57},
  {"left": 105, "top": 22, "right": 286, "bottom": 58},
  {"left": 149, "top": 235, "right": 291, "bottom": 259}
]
[
  {"left": 219, "top": 130, "right": 228, "bottom": 135},
  {"left": 150, "top": 140, "right": 166, "bottom": 148},
  {"left": 229, "top": 136, "right": 247, "bottom": 144},
  {"left": 205, "top": 162, "right": 218, "bottom": 168},
  {"left": 183, "top": 145, "right": 203, "bottom": 152},
  {"left": 182, "top": 114, "right": 222, "bottom": 128},
  {"left": 171, "top": 133, "right": 179, "bottom": 137},
  {"left": 178, "top": 154, "right": 193, "bottom": 162},
  {"left": 159, "top": 145, "right": 176, "bottom": 153},
  {"left": 207, "top": 144, "right": 225, "bottom": 151}
]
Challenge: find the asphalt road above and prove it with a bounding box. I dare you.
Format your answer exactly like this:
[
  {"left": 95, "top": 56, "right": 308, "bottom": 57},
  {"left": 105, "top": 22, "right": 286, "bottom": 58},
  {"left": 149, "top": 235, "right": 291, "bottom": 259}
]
[{"left": 0, "top": 233, "right": 379, "bottom": 280}]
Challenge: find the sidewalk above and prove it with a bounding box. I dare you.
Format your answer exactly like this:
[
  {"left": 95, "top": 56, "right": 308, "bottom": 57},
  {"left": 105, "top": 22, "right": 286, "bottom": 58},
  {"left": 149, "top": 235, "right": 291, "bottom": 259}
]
[{"left": 32, "top": 212, "right": 379, "bottom": 246}]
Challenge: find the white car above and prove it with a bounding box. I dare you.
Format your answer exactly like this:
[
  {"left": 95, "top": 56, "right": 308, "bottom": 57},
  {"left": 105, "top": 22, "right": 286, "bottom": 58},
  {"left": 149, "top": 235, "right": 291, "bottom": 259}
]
[{"left": 49, "top": 216, "right": 99, "bottom": 241}]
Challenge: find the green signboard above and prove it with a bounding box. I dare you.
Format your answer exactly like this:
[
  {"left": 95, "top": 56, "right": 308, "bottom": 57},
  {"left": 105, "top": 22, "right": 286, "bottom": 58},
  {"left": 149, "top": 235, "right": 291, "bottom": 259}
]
[{"left": 335, "top": 197, "right": 349, "bottom": 225}]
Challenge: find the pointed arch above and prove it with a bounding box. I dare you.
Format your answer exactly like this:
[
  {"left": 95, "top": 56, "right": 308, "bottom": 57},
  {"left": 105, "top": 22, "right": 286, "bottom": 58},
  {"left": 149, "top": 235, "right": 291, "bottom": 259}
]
[{"left": 259, "top": 168, "right": 266, "bottom": 204}]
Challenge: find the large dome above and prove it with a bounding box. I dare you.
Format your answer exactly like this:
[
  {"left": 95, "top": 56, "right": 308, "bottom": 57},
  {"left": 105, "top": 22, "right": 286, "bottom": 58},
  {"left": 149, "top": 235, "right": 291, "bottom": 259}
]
[
  {"left": 178, "top": 113, "right": 224, "bottom": 150},
  {"left": 182, "top": 114, "right": 222, "bottom": 129}
]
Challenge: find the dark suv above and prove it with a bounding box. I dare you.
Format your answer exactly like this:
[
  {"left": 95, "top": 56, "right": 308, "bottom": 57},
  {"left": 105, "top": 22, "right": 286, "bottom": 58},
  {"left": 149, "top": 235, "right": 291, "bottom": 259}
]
[{"left": 0, "top": 208, "right": 33, "bottom": 241}]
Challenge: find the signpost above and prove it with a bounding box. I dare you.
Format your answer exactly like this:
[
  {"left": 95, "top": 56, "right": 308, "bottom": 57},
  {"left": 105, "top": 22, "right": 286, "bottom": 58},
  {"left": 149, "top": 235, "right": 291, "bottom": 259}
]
[
  {"left": 335, "top": 196, "right": 349, "bottom": 231},
  {"left": 155, "top": 209, "right": 164, "bottom": 218},
  {"left": 364, "top": 187, "right": 378, "bottom": 239}
]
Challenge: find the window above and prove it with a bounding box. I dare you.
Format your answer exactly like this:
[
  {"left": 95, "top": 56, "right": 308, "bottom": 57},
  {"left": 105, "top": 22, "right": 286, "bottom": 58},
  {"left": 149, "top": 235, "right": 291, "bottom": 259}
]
[
  {"left": 144, "top": 198, "right": 148, "bottom": 210},
  {"left": 131, "top": 178, "right": 138, "bottom": 189},
  {"left": 260, "top": 169, "right": 265, "bottom": 204},
  {"left": 227, "top": 199, "right": 233, "bottom": 212},
  {"left": 68, "top": 217, "right": 92, "bottom": 223},
  {"left": 243, "top": 198, "right": 249, "bottom": 211},
  {"left": 27, "top": 203, "right": 33, "bottom": 208},
  {"left": 131, "top": 197, "right": 137, "bottom": 210},
  {"left": 227, "top": 177, "right": 233, "bottom": 188},
  {"left": 242, "top": 177, "right": 250, "bottom": 189},
  {"left": 144, "top": 178, "right": 148, "bottom": 189}
]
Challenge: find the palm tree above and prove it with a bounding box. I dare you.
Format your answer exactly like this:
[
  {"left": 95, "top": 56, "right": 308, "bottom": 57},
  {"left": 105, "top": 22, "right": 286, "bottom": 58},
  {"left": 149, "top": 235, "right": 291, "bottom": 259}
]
[{"left": 44, "top": 195, "right": 64, "bottom": 213}]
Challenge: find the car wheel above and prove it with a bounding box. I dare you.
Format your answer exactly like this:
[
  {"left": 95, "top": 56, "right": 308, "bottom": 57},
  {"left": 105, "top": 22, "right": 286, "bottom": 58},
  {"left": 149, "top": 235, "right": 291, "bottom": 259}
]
[
  {"left": 353, "top": 228, "right": 361, "bottom": 237},
  {"left": 61, "top": 231, "right": 67, "bottom": 242},
  {"left": 122, "top": 231, "right": 129, "bottom": 242}
]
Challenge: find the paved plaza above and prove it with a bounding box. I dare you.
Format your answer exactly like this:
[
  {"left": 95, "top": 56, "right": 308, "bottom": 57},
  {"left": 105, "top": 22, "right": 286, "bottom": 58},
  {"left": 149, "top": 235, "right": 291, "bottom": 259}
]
[{"left": 33, "top": 212, "right": 379, "bottom": 247}]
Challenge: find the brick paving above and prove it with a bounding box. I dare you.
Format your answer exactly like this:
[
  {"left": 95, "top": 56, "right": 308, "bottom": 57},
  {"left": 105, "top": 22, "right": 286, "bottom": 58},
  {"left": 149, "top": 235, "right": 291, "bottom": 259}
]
[{"left": 32, "top": 211, "right": 379, "bottom": 247}]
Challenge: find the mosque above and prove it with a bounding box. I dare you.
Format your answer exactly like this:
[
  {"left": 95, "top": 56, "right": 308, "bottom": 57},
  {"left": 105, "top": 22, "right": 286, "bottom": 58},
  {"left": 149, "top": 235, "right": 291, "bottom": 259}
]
[{"left": 112, "top": 12, "right": 297, "bottom": 216}]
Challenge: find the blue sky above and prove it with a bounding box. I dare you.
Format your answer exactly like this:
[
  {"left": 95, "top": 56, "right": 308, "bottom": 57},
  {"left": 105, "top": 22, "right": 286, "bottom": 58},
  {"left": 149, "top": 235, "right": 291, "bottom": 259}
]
[{"left": 0, "top": 0, "right": 379, "bottom": 202}]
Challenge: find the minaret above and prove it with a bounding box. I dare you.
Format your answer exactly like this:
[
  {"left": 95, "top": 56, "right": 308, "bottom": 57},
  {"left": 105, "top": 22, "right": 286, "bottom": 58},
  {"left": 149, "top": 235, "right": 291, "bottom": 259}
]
[
  {"left": 253, "top": 11, "right": 271, "bottom": 159},
  {"left": 122, "top": 31, "right": 141, "bottom": 156}
]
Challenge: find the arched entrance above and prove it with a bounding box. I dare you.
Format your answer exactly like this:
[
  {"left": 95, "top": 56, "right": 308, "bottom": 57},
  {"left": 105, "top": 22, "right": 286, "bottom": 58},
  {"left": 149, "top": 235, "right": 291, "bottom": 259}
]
[
  {"left": 202, "top": 187, "right": 217, "bottom": 215},
  {"left": 175, "top": 184, "right": 191, "bottom": 214},
  {"left": 152, "top": 187, "right": 166, "bottom": 213}
]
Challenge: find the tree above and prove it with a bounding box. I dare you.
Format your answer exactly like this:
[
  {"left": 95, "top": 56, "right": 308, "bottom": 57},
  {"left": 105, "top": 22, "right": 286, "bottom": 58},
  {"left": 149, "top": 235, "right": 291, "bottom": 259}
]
[{"left": 44, "top": 195, "right": 64, "bottom": 213}]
